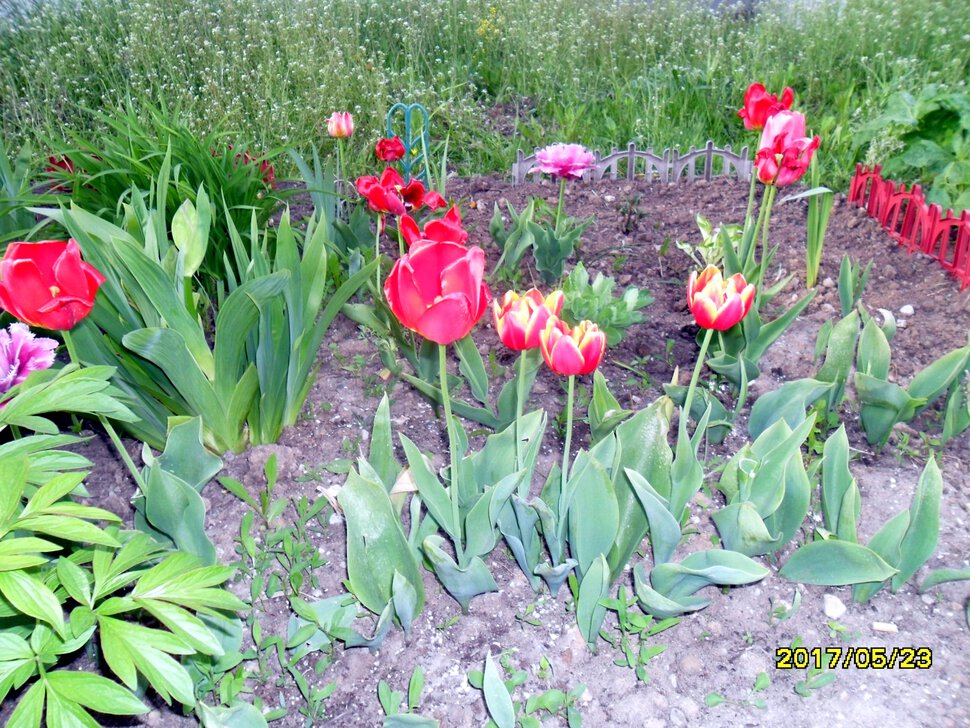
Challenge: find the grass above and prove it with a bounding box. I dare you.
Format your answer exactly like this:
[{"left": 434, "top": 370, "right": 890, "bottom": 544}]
[{"left": 2, "top": 0, "right": 969, "bottom": 186}]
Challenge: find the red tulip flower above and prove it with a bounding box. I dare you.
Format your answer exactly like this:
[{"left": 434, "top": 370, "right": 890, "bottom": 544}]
[
  {"left": 327, "top": 111, "right": 355, "bottom": 139},
  {"left": 356, "top": 167, "right": 408, "bottom": 217},
  {"left": 540, "top": 316, "right": 606, "bottom": 376},
  {"left": 687, "top": 265, "right": 755, "bottom": 331},
  {"left": 493, "top": 288, "right": 564, "bottom": 351},
  {"left": 384, "top": 239, "right": 490, "bottom": 345},
  {"left": 376, "top": 136, "right": 406, "bottom": 162},
  {"left": 754, "top": 111, "right": 820, "bottom": 187},
  {"left": 738, "top": 83, "right": 795, "bottom": 131},
  {"left": 0, "top": 240, "right": 105, "bottom": 331},
  {"left": 400, "top": 205, "right": 467, "bottom": 248},
  {"left": 400, "top": 178, "right": 447, "bottom": 212}
]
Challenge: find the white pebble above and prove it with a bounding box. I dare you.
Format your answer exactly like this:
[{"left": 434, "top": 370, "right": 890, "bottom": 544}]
[
  {"left": 899, "top": 304, "right": 915, "bottom": 316},
  {"left": 872, "top": 621, "right": 898, "bottom": 633},
  {"left": 824, "top": 594, "right": 847, "bottom": 620}
]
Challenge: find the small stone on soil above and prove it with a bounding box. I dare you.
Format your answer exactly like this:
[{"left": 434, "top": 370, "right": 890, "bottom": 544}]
[
  {"left": 900, "top": 304, "right": 915, "bottom": 316},
  {"left": 872, "top": 621, "right": 899, "bottom": 633},
  {"left": 823, "top": 594, "right": 847, "bottom": 619}
]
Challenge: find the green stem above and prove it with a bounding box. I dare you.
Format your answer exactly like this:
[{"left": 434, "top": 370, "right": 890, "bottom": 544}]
[
  {"left": 62, "top": 330, "right": 147, "bottom": 493},
  {"left": 514, "top": 351, "right": 527, "bottom": 471},
  {"left": 397, "top": 222, "right": 405, "bottom": 257},
  {"left": 755, "top": 185, "right": 778, "bottom": 311},
  {"left": 439, "top": 344, "right": 464, "bottom": 564},
  {"left": 182, "top": 276, "right": 194, "bottom": 317},
  {"left": 374, "top": 220, "right": 382, "bottom": 294},
  {"left": 683, "top": 328, "right": 714, "bottom": 433},
  {"left": 745, "top": 185, "right": 769, "bottom": 273},
  {"left": 559, "top": 374, "right": 575, "bottom": 520},
  {"left": 335, "top": 138, "right": 344, "bottom": 189},
  {"left": 733, "top": 353, "right": 750, "bottom": 421},
  {"left": 555, "top": 176, "right": 566, "bottom": 232},
  {"left": 744, "top": 167, "right": 758, "bottom": 226}
]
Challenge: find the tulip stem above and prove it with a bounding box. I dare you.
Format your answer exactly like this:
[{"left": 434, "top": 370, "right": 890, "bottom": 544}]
[
  {"left": 439, "top": 344, "right": 464, "bottom": 564},
  {"left": 746, "top": 185, "right": 769, "bottom": 273},
  {"left": 515, "top": 351, "right": 527, "bottom": 471},
  {"left": 755, "top": 185, "right": 778, "bottom": 312},
  {"left": 373, "top": 221, "right": 382, "bottom": 293},
  {"left": 554, "top": 177, "right": 567, "bottom": 232},
  {"left": 744, "top": 168, "right": 758, "bottom": 227},
  {"left": 62, "top": 330, "right": 147, "bottom": 494},
  {"left": 560, "top": 374, "right": 575, "bottom": 504},
  {"left": 683, "top": 328, "right": 714, "bottom": 433}
]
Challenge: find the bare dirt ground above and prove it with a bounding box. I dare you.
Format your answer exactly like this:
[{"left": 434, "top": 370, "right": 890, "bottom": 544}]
[{"left": 59, "top": 175, "right": 970, "bottom": 727}]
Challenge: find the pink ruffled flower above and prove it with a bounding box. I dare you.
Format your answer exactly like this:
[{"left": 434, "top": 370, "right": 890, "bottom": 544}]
[
  {"left": 0, "top": 323, "right": 58, "bottom": 394},
  {"left": 755, "top": 111, "right": 820, "bottom": 187},
  {"left": 531, "top": 143, "right": 596, "bottom": 180}
]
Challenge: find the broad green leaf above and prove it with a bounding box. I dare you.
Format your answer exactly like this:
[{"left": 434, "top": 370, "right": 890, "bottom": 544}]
[
  {"left": 907, "top": 345, "right": 970, "bottom": 412},
  {"left": 483, "top": 652, "right": 515, "bottom": 728},
  {"left": 852, "top": 510, "right": 909, "bottom": 603},
  {"left": 56, "top": 557, "right": 93, "bottom": 606},
  {"left": 0, "top": 455, "right": 28, "bottom": 526},
  {"left": 588, "top": 370, "right": 633, "bottom": 443},
  {"left": 369, "top": 395, "right": 399, "bottom": 492},
  {"left": 634, "top": 563, "right": 712, "bottom": 619},
  {"left": 652, "top": 550, "right": 769, "bottom": 598},
  {"left": 815, "top": 310, "right": 860, "bottom": 394},
  {"left": 575, "top": 554, "right": 610, "bottom": 647},
  {"left": 338, "top": 471, "right": 424, "bottom": 617},
  {"left": 892, "top": 456, "right": 942, "bottom": 591},
  {"left": 921, "top": 567, "right": 970, "bottom": 590},
  {"left": 46, "top": 670, "right": 148, "bottom": 715},
  {"left": 196, "top": 701, "right": 270, "bottom": 728},
  {"left": 400, "top": 435, "right": 456, "bottom": 538},
  {"left": 0, "top": 571, "right": 65, "bottom": 637},
  {"left": 422, "top": 536, "right": 496, "bottom": 613},
  {"left": 625, "top": 469, "right": 681, "bottom": 565},
  {"left": 747, "top": 379, "right": 832, "bottom": 443},
  {"left": 780, "top": 540, "right": 897, "bottom": 586},
  {"left": 606, "top": 400, "right": 674, "bottom": 583},
  {"left": 567, "top": 457, "right": 617, "bottom": 578},
  {"left": 856, "top": 316, "right": 891, "bottom": 379},
  {"left": 762, "top": 457, "right": 811, "bottom": 551},
  {"left": 712, "top": 502, "right": 780, "bottom": 557},
  {"left": 454, "top": 335, "right": 491, "bottom": 408},
  {"left": 821, "top": 426, "right": 858, "bottom": 540},
  {"left": 6, "top": 679, "right": 45, "bottom": 728}
]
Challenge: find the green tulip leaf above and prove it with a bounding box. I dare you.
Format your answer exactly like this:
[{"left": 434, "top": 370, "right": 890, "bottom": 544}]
[
  {"left": 575, "top": 554, "right": 610, "bottom": 647},
  {"left": 781, "top": 540, "right": 897, "bottom": 586},
  {"left": 712, "top": 502, "right": 780, "bottom": 557},
  {"left": 821, "top": 425, "right": 859, "bottom": 542},
  {"left": 422, "top": 535, "right": 497, "bottom": 613},
  {"left": 892, "top": 455, "right": 942, "bottom": 591},
  {"left": 338, "top": 470, "right": 424, "bottom": 618},
  {"left": 624, "top": 468, "right": 681, "bottom": 565}
]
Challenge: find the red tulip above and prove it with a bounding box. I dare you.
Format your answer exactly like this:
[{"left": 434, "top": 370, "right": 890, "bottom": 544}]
[
  {"left": 384, "top": 239, "right": 490, "bottom": 345},
  {"left": 738, "top": 82, "right": 795, "bottom": 131},
  {"left": 687, "top": 265, "right": 755, "bottom": 331},
  {"left": 493, "top": 288, "right": 564, "bottom": 351},
  {"left": 400, "top": 178, "right": 447, "bottom": 212},
  {"left": 0, "top": 240, "right": 105, "bottom": 331},
  {"left": 754, "top": 111, "right": 820, "bottom": 187},
  {"left": 540, "top": 317, "right": 605, "bottom": 376},
  {"left": 376, "top": 136, "right": 406, "bottom": 162},
  {"left": 356, "top": 167, "right": 408, "bottom": 217},
  {"left": 400, "top": 206, "right": 468, "bottom": 247},
  {"left": 327, "top": 111, "right": 355, "bottom": 139}
]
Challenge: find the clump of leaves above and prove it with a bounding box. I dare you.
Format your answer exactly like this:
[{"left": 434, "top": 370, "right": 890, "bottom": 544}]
[
  {"left": 854, "top": 84, "right": 970, "bottom": 210},
  {"left": 561, "top": 262, "right": 653, "bottom": 346}
]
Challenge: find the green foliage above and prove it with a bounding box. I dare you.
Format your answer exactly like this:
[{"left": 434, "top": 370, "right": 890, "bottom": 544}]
[
  {"left": 561, "top": 262, "right": 653, "bottom": 346},
  {"left": 855, "top": 85, "right": 970, "bottom": 210},
  {"left": 40, "top": 171, "right": 374, "bottom": 452},
  {"left": 44, "top": 100, "right": 283, "bottom": 284},
  {"left": 5, "top": 0, "right": 968, "bottom": 185},
  {"left": 854, "top": 323, "right": 970, "bottom": 448},
  {"left": 837, "top": 254, "right": 872, "bottom": 317},
  {"left": 0, "top": 446, "right": 244, "bottom": 723},
  {"left": 468, "top": 651, "right": 586, "bottom": 728},
  {"left": 0, "top": 135, "right": 41, "bottom": 245},
  {"left": 600, "top": 587, "right": 679, "bottom": 684}
]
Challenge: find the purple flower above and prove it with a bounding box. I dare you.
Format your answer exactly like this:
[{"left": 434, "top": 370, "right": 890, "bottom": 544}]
[
  {"left": 0, "top": 323, "right": 58, "bottom": 394},
  {"left": 531, "top": 143, "right": 597, "bottom": 180}
]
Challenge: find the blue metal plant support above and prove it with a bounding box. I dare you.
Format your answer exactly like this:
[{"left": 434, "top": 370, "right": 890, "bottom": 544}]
[{"left": 386, "top": 102, "right": 431, "bottom": 184}]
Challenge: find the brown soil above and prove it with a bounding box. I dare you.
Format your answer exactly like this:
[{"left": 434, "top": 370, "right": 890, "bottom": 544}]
[{"left": 27, "top": 176, "right": 970, "bottom": 727}]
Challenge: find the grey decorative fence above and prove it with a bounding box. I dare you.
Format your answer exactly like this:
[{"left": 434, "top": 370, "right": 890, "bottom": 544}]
[{"left": 511, "top": 141, "right": 752, "bottom": 185}]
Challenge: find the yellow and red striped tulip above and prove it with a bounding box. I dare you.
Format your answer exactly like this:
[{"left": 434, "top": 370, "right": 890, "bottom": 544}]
[
  {"left": 687, "top": 265, "right": 755, "bottom": 331},
  {"left": 493, "top": 288, "right": 564, "bottom": 351},
  {"left": 539, "top": 316, "right": 606, "bottom": 376}
]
